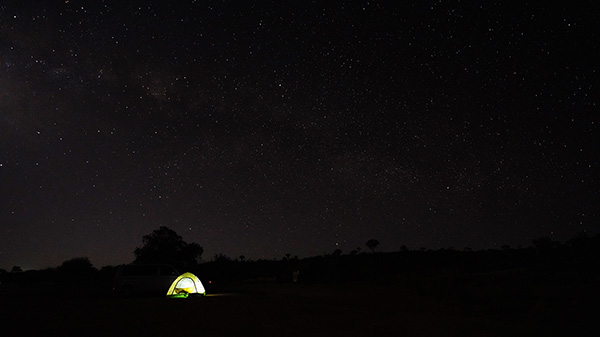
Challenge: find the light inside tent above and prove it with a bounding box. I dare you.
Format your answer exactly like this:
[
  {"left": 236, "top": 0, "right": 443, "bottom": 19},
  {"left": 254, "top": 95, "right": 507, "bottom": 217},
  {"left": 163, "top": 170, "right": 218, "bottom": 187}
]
[
  {"left": 166, "top": 272, "right": 206, "bottom": 298},
  {"left": 175, "top": 277, "right": 195, "bottom": 293}
]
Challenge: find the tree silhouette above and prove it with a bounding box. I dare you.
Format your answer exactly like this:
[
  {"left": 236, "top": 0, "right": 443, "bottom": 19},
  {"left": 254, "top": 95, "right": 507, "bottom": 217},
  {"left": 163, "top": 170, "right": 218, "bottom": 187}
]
[
  {"left": 214, "top": 253, "right": 232, "bottom": 262},
  {"left": 366, "top": 239, "right": 380, "bottom": 253},
  {"left": 58, "top": 257, "right": 96, "bottom": 280},
  {"left": 59, "top": 257, "right": 95, "bottom": 273},
  {"left": 134, "top": 226, "right": 203, "bottom": 269},
  {"left": 60, "top": 256, "right": 93, "bottom": 268}
]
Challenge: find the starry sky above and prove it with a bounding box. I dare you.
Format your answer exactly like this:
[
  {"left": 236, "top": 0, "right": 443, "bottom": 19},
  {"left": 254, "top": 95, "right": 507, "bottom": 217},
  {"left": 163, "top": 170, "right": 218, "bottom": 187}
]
[{"left": 1, "top": 1, "right": 597, "bottom": 270}]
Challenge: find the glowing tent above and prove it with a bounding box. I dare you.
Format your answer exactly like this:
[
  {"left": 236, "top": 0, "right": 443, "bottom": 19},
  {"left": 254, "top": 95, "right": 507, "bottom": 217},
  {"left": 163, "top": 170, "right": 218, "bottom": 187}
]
[{"left": 166, "top": 272, "right": 206, "bottom": 298}]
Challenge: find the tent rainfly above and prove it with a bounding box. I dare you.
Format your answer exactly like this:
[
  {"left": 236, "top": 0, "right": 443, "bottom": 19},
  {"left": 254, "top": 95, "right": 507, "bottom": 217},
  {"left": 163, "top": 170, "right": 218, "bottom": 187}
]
[{"left": 166, "top": 272, "right": 206, "bottom": 298}]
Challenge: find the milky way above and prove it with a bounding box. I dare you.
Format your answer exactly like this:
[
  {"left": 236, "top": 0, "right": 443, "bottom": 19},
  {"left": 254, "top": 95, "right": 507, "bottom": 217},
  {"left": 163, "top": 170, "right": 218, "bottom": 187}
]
[{"left": 1, "top": 1, "right": 597, "bottom": 270}]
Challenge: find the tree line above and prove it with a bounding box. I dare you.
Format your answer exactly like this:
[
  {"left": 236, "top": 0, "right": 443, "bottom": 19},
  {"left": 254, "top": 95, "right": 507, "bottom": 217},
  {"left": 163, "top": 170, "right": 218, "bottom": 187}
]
[{"left": 1, "top": 227, "right": 598, "bottom": 289}]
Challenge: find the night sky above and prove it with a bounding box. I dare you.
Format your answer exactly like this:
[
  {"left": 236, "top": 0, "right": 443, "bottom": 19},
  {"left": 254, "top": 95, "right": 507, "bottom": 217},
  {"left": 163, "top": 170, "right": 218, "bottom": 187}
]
[{"left": 1, "top": 1, "right": 597, "bottom": 270}]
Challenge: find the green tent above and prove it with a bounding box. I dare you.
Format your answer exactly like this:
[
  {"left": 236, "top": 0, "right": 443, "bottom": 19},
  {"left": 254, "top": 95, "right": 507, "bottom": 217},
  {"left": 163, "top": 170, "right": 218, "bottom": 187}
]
[{"left": 166, "top": 272, "right": 206, "bottom": 298}]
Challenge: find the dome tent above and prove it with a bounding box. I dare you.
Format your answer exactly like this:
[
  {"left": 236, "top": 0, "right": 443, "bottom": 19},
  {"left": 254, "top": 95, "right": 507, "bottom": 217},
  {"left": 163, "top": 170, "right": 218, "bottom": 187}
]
[{"left": 166, "top": 272, "right": 206, "bottom": 298}]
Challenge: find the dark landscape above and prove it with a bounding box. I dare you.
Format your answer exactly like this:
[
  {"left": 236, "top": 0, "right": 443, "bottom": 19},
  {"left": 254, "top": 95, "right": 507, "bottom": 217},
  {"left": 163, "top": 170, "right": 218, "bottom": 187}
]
[{"left": 2, "top": 233, "right": 598, "bottom": 336}]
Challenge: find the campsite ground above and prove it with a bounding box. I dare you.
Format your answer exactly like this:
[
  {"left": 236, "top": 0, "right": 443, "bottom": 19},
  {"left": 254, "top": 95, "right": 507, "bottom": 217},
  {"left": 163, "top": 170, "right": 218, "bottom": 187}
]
[{"left": 1, "top": 276, "right": 597, "bottom": 337}]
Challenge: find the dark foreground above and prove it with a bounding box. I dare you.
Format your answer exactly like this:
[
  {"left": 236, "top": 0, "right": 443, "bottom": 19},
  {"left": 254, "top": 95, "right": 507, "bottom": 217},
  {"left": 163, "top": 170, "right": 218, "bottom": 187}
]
[{"left": 1, "top": 278, "right": 597, "bottom": 337}]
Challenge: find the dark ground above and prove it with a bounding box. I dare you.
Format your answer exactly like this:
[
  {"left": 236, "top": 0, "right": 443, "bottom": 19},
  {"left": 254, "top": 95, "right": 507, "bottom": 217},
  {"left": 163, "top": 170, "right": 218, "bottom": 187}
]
[
  {"left": 3, "top": 242, "right": 599, "bottom": 336},
  {"left": 1, "top": 275, "right": 598, "bottom": 337}
]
